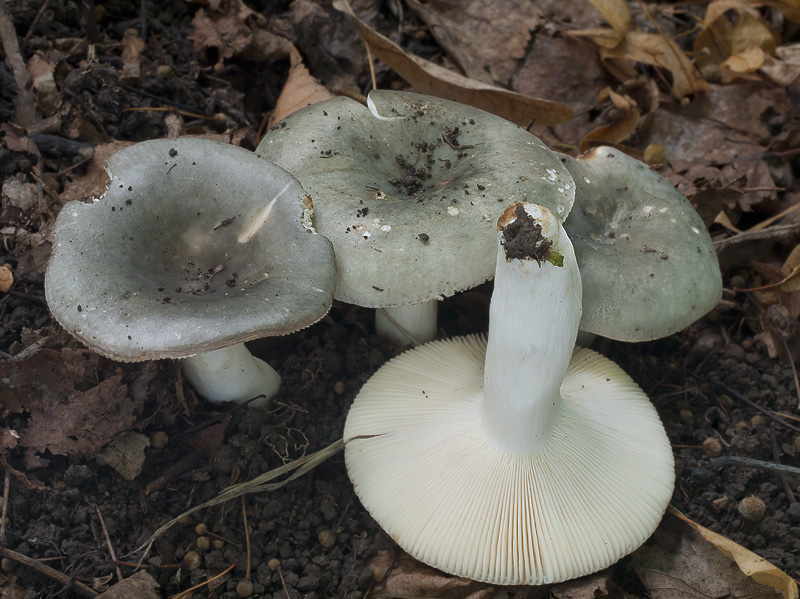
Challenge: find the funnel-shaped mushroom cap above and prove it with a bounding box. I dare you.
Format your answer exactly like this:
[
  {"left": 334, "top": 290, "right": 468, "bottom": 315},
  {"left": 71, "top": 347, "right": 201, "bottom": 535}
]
[
  {"left": 344, "top": 336, "right": 674, "bottom": 585},
  {"left": 46, "top": 138, "right": 336, "bottom": 361},
  {"left": 256, "top": 90, "right": 574, "bottom": 308},
  {"left": 562, "top": 147, "right": 722, "bottom": 341}
]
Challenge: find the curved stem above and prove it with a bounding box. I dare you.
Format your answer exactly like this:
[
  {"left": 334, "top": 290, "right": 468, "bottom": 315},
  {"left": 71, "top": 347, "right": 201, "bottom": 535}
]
[
  {"left": 181, "top": 342, "right": 280, "bottom": 407},
  {"left": 481, "top": 204, "right": 582, "bottom": 453}
]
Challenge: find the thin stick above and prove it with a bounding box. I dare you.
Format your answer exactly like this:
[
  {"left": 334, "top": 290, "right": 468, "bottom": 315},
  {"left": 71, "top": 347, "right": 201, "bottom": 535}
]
[
  {"left": 0, "top": 469, "right": 9, "bottom": 546},
  {"left": 0, "top": 547, "right": 97, "bottom": 598},
  {"left": 365, "top": 40, "right": 377, "bottom": 91},
  {"left": 95, "top": 505, "right": 123, "bottom": 582},
  {"left": 169, "top": 561, "right": 235, "bottom": 599},
  {"left": 376, "top": 308, "right": 420, "bottom": 347},
  {"left": 712, "top": 456, "right": 800, "bottom": 477},
  {"left": 769, "top": 427, "right": 797, "bottom": 503},
  {"left": 241, "top": 495, "right": 251, "bottom": 580},
  {"left": 276, "top": 562, "right": 291, "bottom": 599},
  {"left": 712, "top": 382, "right": 800, "bottom": 434}
]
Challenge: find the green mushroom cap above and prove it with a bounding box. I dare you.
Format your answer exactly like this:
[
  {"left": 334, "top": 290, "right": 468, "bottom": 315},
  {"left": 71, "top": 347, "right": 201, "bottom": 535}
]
[
  {"left": 562, "top": 146, "right": 722, "bottom": 341},
  {"left": 256, "top": 90, "right": 575, "bottom": 308},
  {"left": 46, "top": 138, "right": 336, "bottom": 361}
]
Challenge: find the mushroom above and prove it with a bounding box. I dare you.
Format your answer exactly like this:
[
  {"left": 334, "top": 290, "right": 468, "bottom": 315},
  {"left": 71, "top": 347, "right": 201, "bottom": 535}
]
[
  {"left": 561, "top": 146, "right": 722, "bottom": 341},
  {"left": 45, "top": 138, "right": 336, "bottom": 406},
  {"left": 256, "top": 90, "right": 574, "bottom": 345},
  {"left": 343, "top": 203, "right": 675, "bottom": 585}
]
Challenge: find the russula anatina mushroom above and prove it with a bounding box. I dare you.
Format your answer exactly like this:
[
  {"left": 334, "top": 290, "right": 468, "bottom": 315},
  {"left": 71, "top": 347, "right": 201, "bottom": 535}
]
[
  {"left": 343, "top": 203, "right": 674, "bottom": 585},
  {"left": 46, "top": 138, "right": 336, "bottom": 407},
  {"left": 256, "top": 90, "right": 574, "bottom": 345},
  {"left": 561, "top": 146, "right": 722, "bottom": 341}
]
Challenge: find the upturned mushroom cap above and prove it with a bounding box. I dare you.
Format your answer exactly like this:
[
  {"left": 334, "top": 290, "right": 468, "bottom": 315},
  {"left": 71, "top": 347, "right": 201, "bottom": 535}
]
[
  {"left": 45, "top": 138, "right": 336, "bottom": 361},
  {"left": 561, "top": 146, "right": 722, "bottom": 341},
  {"left": 343, "top": 336, "right": 675, "bottom": 585},
  {"left": 256, "top": 90, "right": 575, "bottom": 308}
]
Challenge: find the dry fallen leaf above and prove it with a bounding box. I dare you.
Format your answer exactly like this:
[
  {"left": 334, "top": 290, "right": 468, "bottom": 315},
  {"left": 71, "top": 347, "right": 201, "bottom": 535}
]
[
  {"left": 404, "top": 0, "right": 540, "bottom": 85},
  {"left": 634, "top": 509, "right": 798, "bottom": 599},
  {"left": 19, "top": 374, "right": 134, "bottom": 458},
  {"left": 579, "top": 88, "right": 640, "bottom": 152},
  {"left": 367, "top": 550, "right": 493, "bottom": 599},
  {"left": 332, "top": 0, "right": 573, "bottom": 127},
  {"left": 602, "top": 31, "right": 709, "bottom": 98},
  {"left": 269, "top": 44, "right": 334, "bottom": 127},
  {"left": 95, "top": 571, "right": 160, "bottom": 599},
  {"left": 569, "top": 0, "right": 630, "bottom": 48},
  {"left": 95, "top": 431, "right": 150, "bottom": 481}
]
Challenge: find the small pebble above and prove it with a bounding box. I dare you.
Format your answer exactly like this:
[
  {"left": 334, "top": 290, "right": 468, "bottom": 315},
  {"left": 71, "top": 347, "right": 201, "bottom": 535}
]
[
  {"left": 318, "top": 530, "right": 336, "bottom": 548},
  {"left": 738, "top": 496, "right": 766, "bottom": 522},
  {"left": 750, "top": 414, "right": 767, "bottom": 427},
  {"left": 712, "top": 496, "right": 728, "bottom": 511},
  {"left": 703, "top": 437, "right": 722, "bottom": 458}
]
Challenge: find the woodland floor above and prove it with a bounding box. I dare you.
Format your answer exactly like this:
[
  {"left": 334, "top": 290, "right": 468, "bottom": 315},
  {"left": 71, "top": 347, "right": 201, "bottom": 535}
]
[{"left": 1, "top": 0, "right": 800, "bottom": 598}]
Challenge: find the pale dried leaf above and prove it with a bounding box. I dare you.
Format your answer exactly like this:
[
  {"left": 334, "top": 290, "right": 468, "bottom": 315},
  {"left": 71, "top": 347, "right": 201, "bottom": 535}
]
[
  {"left": 721, "top": 44, "right": 766, "bottom": 82},
  {"left": 602, "top": 31, "right": 709, "bottom": 97},
  {"left": 405, "top": 0, "right": 540, "bottom": 85},
  {"left": 96, "top": 571, "right": 160, "bottom": 599},
  {"left": 95, "top": 431, "right": 150, "bottom": 481},
  {"left": 368, "top": 551, "right": 493, "bottom": 599},
  {"left": 270, "top": 44, "right": 334, "bottom": 126},
  {"left": 570, "top": 0, "right": 630, "bottom": 48},
  {"left": 761, "top": 43, "right": 800, "bottom": 85},
  {"left": 673, "top": 511, "right": 799, "bottom": 599},
  {"left": 579, "top": 89, "right": 640, "bottom": 152},
  {"left": 634, "top": 510, "right": 795, "bottom": 599},
  {"left": 332, "top": 0, "right": 572, "bottom": 127}
]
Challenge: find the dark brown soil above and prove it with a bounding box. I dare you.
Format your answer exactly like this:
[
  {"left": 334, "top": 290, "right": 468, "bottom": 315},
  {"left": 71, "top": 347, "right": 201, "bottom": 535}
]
[{"left": 1, "top": 0, "right": 799, "bottom": 598}]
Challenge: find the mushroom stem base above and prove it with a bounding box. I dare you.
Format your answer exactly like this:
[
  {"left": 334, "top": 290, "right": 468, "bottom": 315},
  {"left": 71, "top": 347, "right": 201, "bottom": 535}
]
[
  {"left": 375, "top": 301, "right": 438, "bottom": 346},
  {"left": 181, "top": 342, "right": 280, "bottom": 407}
]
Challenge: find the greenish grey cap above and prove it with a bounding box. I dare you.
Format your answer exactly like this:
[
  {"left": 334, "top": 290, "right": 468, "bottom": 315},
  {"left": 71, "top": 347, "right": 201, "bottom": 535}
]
[
  {"left": 256, "top": 90, "right": 574, "bottom": 308},
  {"left": 562, "top": 146, "right": 722, "bottom": 341},
  {"left": 46, "top": 138, "right": 336, "bottom": 361}
]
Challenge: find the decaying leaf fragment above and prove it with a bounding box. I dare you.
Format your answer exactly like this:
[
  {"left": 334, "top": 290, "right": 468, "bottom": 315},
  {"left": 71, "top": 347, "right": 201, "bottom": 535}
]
[
  {"left": 579, "top": 88, "right": 639, "bottom": 152},
  {"left": 404, "top": 0, "right": 540, "bottom": 85},
  {"left": 634, "top": 510, "right": 798, "bottom": 599},
  {"left": 331, "top": 0, "right": 572, "bottom": 127},
  {"left": 602, "top": 31, "right": 709, "bottom": 98},
  {"left": 269, "top": 45, "right": 334, "bottom": 127},
  {"left": 694, "top": 3, "right": 778, "bottom": 83},
  {"left": 569, "top": 0, "right": 631, "bottom": 48}
]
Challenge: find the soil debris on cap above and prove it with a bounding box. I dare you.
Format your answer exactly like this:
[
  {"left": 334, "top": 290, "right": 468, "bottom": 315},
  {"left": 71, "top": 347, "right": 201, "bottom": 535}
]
[{"left": 501, "top": 204, "right": 552, "bottom": 264}]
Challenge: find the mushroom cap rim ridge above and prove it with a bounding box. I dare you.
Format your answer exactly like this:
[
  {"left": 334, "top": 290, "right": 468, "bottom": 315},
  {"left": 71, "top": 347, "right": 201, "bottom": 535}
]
[{"left": 44, "top": 137, "right": 337, "bottom": 362}]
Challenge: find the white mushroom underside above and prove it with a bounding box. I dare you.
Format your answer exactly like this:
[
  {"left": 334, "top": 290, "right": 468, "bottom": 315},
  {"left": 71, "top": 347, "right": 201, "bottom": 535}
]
[{"left": 344, "top": 335, "right": 675, "bottom": 586}]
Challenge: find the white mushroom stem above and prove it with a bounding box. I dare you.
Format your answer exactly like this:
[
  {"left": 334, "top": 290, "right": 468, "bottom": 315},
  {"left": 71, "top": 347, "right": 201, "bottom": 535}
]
[
  {"left": 482, "top": 204, "right": 581, "bottom": 453},
  {"left": 181, "top": 342, "right": 280, "bottom": 408},
  {"left": 375, "top": 301, "right": 438, "bottom": 346}
]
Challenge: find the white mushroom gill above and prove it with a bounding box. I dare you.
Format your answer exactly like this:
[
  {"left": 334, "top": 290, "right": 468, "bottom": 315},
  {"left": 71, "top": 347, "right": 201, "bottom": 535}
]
[{"left": 344, "top": 203, "right": 675, "bottom": 585}]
